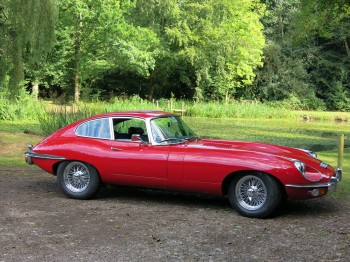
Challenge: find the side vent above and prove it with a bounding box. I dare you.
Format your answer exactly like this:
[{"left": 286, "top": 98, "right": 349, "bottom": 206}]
[{"left": 203, "top": 142, "right": 233, "bottom": 149}]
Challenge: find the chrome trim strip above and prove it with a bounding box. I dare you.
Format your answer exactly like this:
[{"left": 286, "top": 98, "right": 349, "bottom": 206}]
[
  {"left": 333, "top": 168, "right": 342, "bottom": 182},
  {"left": 285, "top": 182, "right": 335, "bottom": 189},
  {"left": 25, "top": 151, "right": 66, "bottom": 161}
]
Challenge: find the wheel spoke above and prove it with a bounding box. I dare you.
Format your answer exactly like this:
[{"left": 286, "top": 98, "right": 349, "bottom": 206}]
[
  {"left": 235, "top": 175, "right": 267, "bottom": 211},
  {"left": 63, "top": 162, "right": 91, "bottom": 193}
]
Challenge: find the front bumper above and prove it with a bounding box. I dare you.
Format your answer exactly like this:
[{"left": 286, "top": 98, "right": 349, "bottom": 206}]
[
  {"left": 25, "top": 145, "right": 66, "bottom": 165},
  {"left": 286, "top": 168, "right": 342, "bottom": 190}
]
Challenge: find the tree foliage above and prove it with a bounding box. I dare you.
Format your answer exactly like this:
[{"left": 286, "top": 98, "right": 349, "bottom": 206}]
[
  {"left": 1, "top": 0, "right": 350, "bottom": 110},
  {"left": 130, "top": 0, "right": 265, "bottom": 100},
  {"left": 0, "top": 0, "right": 57, "bottom": 99},
  {"left": 48, "top": 0, "right": 159, "bottom": 103},
  {"left": 251, "top": 0, "right": 350, "bottom": 110}
]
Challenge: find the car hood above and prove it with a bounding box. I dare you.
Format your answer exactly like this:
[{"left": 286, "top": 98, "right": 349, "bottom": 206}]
[{"left": 194, "top": 139, "right": 319, "bottom": 164}]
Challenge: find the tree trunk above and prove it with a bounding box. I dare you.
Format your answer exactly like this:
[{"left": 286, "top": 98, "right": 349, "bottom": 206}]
[
  {"left": 225, "top": 88, "right": 229, "bottom": 104},
  {"left": 74, "top": 13, "right": 83, "bottom": 104},
  {"left": 148, "top": 73, "right": 156, "bottom": 99},
  {"left": 32, "top": 79, "right": 39, "bottom": 99},
  {"left": 8, "top": 37, "right": 24, "bottom": 101},
  {"left": 345, "top": 38, "right": 350, "bottom": 58}
]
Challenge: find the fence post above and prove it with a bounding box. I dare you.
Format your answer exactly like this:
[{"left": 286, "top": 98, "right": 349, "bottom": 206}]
[{"left": 338, "top": 134, "right": 344, "bottom": 169}]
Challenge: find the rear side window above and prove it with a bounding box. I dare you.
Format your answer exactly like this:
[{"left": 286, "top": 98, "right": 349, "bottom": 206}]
[{"left": 76, "top": 118, "right": 111, "bottom": 139}]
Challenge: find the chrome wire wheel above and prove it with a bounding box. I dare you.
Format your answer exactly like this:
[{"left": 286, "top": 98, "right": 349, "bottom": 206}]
[
  {"left": 63, "top": 162, "right": 91, "bottom": 193},
  {"left": 235, "top": 175, "right": 267, "bottom": 211}
]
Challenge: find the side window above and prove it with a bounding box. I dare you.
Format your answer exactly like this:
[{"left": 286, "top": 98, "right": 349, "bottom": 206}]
[
  {"left": 76, "top": 118, "right": 111, "bottom": 139},
  {"left": 113, "top": 118, "right": 148, "bottom": 142}
]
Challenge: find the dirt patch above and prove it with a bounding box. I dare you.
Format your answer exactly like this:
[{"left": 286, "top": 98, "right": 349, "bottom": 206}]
[{"left": 1, "top": 166, "right": 349, "bottom": 261}]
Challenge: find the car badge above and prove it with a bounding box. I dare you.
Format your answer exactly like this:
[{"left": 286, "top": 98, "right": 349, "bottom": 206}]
[{"left": 320, "top": 162, "right": 329, "bottom": 169}]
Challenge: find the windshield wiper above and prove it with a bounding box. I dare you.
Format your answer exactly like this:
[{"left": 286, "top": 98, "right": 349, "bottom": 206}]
[
  {"left": 159, "top": 138, "right": 187, "bottom": 144},
  {"left": 182, "top": 136, "right": 200, "bottom": 142}
]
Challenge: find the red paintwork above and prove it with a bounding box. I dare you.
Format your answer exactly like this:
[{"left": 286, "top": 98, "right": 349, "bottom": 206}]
[{"left": 29, "top": 111, "right": 337, "bottom": 200}]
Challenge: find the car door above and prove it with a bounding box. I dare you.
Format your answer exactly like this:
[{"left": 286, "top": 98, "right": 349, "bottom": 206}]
[{"left": 109, "top": 118, "right": 169, "bottom": 183}]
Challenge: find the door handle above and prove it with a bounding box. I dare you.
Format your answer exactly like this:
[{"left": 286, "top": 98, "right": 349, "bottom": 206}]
[{"left": 111, "top": 147, "right": 122, "bottom": 151}]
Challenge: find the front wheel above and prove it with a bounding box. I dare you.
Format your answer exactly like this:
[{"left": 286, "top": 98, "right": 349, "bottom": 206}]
[
  {"left": 228, "top": 172, "right": 282, "bottom": 218},
  {"left": 57, "top": 161, "right": 101, "bottom": 199}
]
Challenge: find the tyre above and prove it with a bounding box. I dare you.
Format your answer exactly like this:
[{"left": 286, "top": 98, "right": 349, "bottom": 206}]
[
  {"left": 57, "top": 161, "right": 101, "bottom": 199},
  {"left": 228, "top": 172, "right": 282, "bottom": 218}
]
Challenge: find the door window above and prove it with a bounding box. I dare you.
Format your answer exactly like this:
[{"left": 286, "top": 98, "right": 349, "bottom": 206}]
[{"left": 113, "top": 118, "right": 148, "bottom": 142}]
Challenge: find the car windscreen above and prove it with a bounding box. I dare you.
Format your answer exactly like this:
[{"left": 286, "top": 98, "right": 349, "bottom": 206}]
[{"left": 150, "top": 116, "right": 197, "bottom": 143}]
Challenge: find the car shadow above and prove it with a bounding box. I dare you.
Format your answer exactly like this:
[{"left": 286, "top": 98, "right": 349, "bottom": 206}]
[
  {"left": 22, "top": 175, "right": 346, "bottom": 218},
  {"left": 96, "top": 185, "right": 345, "bottom": 218},
  {"left": 96, "top": 185, "right": 231, "bottom": 211},
  {"left": 275, "top": 197, "right": 343, "bottom": 218}
]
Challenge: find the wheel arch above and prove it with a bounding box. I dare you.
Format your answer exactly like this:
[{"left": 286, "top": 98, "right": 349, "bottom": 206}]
[
  {"left": 53, "top": 160, "right": 101, "bottom": 179},
  {"left": 222, "top": 170, "right": 287, "bottom": 199}
]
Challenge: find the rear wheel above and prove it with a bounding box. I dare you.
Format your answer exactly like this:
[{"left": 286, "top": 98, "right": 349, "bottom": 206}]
[
  {"left": 57, "top": 161, "right": 101, "bottom": 199},
  {"left": 228, "top": 172, "right": 282, "bottom": 218}
]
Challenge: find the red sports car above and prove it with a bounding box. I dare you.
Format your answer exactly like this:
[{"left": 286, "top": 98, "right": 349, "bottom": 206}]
[{"left": 25, "top": 111, "right": 342, "bottom": 218}]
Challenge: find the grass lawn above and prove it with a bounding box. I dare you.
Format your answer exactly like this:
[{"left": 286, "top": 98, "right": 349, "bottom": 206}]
[
  {"left": 318, "top": 149, "right": 349, "bottom": 199},
  {"left": 186, "top": 117, "right": 350, "bottom": 151},
  {"left": 0, "top": 118, "right": 348, "bottom": 198},
  {"left": 0, "top": 120, "right": 44, "bottom": 166}
]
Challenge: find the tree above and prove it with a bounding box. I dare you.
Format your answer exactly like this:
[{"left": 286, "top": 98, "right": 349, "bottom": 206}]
[
  {"left": 289, "top": 0, "right": 350, "bottom": 110},
  {"left": 50, "top": 0, "right": 159, "bottom": 103},
  {"left": 0, "top": 0, "right": 57, "bottom": 100},
  {"left": 132, "top": 0, "right": 265, "bottom": 101}
]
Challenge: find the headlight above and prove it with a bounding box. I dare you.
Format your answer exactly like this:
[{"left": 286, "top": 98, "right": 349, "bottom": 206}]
[
  {"left": 294, "top": 160, "right": 306, "bottom": 175},
  {"left": 293, "top": 160, "right": 322, "bottom": 182}
]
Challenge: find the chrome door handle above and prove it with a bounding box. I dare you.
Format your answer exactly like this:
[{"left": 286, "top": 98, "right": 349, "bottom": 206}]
[{"left": 111, "top": 147, "right": 122, "bottom": 151}]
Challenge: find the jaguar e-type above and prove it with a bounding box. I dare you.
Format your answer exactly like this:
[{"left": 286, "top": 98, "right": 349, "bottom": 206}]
[{"left": 25, "top": 111, "right": 342, "bottom": 218}]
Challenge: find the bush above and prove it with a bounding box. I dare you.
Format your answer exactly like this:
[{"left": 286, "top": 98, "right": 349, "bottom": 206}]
[
  {"left": 0, "top": 89, "right": 43, "bottom": 120},
  {"left": 186, "top": 100, "right": 291, "bottom": 119},
  {"left": 37, "top": 106, "right": 96, "bottom": 135},
  {"left": 269, "top": 95, "right": 326, "bottom": 111}
]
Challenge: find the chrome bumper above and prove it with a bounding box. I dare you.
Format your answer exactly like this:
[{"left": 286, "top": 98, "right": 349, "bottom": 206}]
[
  {"left": 25, "top": 145, "right": 66, "bottom": 165},
  {"left": 25, "top": 145, "right": 34, "bottom": 165},
  {"left": 286, "top": 168, "right": 342, "bottom": 190}
]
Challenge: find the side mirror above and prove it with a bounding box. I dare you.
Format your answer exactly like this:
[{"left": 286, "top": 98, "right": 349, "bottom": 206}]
[
  {"left": 131, "top": 134, "right": 149, "bottom": 146},
  {"left": 131, "top": 134, "right": 142, "bottom": 142}
]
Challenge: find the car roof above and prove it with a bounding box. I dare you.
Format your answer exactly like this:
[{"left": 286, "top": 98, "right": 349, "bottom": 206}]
[{"left": 87, "top": 110, "right": 177, "bottom": 120}]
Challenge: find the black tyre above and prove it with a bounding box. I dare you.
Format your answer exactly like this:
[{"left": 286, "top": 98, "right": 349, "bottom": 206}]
[
  {"left": 228, "top": 172, "right": 282, "bottom": 218},
  {"left": 57, "top": 161, "right": 101, "bottom": 199}
]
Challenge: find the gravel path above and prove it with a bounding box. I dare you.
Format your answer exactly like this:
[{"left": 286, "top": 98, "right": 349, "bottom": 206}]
[{"left": 0, "top": 167, "right": 349, "bottom": 261}]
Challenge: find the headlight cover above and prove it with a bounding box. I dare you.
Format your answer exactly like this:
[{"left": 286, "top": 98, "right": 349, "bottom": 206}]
[
  {"left": 293, "top": 160, "right": 322, "bottom": 182},
  {"left": 294, "top": 160, "right": 306, "bottom": 175}
]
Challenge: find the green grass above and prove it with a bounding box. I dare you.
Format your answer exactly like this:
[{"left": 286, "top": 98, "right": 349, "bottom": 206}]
[
  {"left": 0, "top": 120, "right": 42, "bottom": 133},
  {"left": 185, "top": 117, "right": 350, "bottom": 151},
  {"left": 0, "top": 120, "right": 44, "bottom": 166},
  {"left": 293, "top": 110, "right": 350, "bottom": 121},
  {"left": 318, "top": 148, "right": 349, "bottom": 199},
  {"left": 185, "top": 101, "right": 292, "bottom": 119}
]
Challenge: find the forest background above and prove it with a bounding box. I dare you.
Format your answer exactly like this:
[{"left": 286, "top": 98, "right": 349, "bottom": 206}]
[{"left": 1, "top": 0, "right": 350, "bottom": 112}]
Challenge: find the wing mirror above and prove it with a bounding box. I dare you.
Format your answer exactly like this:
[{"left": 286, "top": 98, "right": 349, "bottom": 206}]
[
  {"left": 131, "top": 134, "right": 148, "bottom": 145},
  {"left": 131, "top": 134, "right": 142, "bottom": 142}
]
